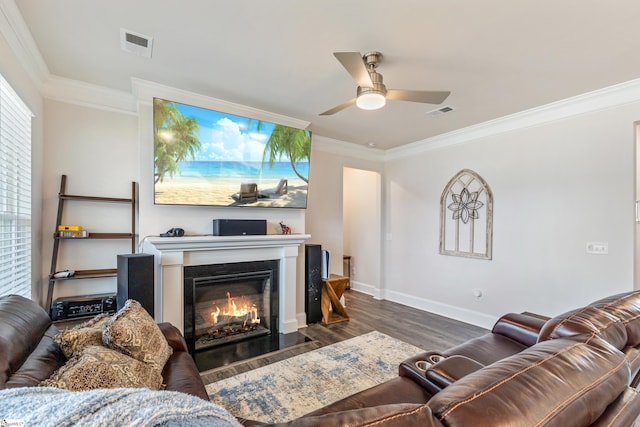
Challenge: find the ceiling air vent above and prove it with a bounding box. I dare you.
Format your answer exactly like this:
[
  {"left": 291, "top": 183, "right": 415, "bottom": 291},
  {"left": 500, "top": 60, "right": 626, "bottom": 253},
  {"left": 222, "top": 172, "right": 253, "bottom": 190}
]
[
  {"left": 120, "top": 28, "right": 153, "bottom": 59},
  {"left": 426, "top": 105, "right": 455, "bottom": 117}
]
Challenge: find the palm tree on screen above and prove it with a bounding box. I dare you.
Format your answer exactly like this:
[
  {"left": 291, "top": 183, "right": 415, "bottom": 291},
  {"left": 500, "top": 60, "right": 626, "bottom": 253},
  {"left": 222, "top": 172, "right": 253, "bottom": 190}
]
[
  {"left": 259, "top": 123, "right": 311, "bottom": 184},
  {"left": 153, "top": 99, "right": 201, "bottom": 184}
]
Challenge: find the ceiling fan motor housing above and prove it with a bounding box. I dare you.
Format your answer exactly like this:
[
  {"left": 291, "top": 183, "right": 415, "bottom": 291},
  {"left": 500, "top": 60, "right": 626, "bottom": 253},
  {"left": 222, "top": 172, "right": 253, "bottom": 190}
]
[{"left": 357, "top": 71, "right": 387, "bottom": 97}]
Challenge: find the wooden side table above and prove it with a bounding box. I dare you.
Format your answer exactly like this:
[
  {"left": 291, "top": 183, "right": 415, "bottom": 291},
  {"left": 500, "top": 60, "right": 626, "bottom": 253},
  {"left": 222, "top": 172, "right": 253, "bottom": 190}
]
[{"left": 321, "top": 274, "right": 350, "bottom": 324}]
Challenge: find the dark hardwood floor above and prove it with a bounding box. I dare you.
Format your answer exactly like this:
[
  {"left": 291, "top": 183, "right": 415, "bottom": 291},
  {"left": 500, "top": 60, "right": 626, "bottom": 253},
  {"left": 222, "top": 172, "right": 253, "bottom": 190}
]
[{"left": 200, "top": 290, "right": 488, "bottom": 384}]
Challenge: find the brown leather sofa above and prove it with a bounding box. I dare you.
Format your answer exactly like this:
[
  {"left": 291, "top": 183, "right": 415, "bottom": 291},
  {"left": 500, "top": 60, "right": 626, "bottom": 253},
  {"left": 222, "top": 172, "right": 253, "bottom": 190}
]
[
  {"left": 0, "top": 294, "right": 209, "bottom": 400},
  {"left": 5, "top": 291, "right": 640, "bottom": 426},
  {"left": 242, "top": 291, "right": 640, "bottom": 426}
]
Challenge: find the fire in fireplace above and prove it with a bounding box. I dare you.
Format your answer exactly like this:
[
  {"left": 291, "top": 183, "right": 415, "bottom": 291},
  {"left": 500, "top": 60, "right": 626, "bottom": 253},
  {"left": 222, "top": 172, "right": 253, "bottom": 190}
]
[
  {"left": 184, "top": 260, "right": 279, "bottom": 357},
  {"left": 194, "top": 273, "right": 271, "bottom": 351}
]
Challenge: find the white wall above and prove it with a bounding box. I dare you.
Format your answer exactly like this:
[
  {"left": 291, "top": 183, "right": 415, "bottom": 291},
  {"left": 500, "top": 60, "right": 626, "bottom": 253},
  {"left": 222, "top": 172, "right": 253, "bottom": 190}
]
[
  {"left": 41, "top": 100, "right": 139, "bottom": 301},
  {"left": 343, "top": 167, "right": 381, "bottom": 294},
  {"left": 0, "top": 25, "right": 45, "bottom": 304},
  {"left": 384, "top": 103, "right": 638, "bottom": 328},
  {"left": 305, "top": 137, "right": 385, "bottom": 303}
]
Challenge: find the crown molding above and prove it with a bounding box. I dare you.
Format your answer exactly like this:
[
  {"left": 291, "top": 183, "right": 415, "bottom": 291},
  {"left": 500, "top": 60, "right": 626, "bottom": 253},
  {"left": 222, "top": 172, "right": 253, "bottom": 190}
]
[
  {"left": 0, "top": 0, "right": 49, "bottom": 89},
  {"left": 43, "top": 75, "right": 137, "bottom": 115},
  {"left": 131, "top": 78, "right": 310, "bottom": 130},
  {"left": 311, "top": 134, "right": 385, "bottom": 162},
  {"left": 385, "top": 78, "right": 640, "bottom": 161}
]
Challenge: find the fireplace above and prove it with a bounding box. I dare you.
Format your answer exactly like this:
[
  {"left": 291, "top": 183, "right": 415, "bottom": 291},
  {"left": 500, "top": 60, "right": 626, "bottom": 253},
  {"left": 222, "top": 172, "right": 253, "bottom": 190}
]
[
  {"left": 141, "top": 234, "right": 311, "bottom": 371},
  {"left": 183, "top": 260, "right": 279, "bottom": 356}
]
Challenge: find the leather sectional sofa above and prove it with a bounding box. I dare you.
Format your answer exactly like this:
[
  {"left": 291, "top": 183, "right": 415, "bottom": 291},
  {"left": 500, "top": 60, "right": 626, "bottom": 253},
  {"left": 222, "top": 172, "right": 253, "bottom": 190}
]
[
  {"left": 4, "top": 291, "right": 640, "bottom": 426},
  {"left": 242, "top": 290, "right": 640, "bottom": 426},
  {"left": 0, "top": 294, "right": 209, "bottom": 400}
]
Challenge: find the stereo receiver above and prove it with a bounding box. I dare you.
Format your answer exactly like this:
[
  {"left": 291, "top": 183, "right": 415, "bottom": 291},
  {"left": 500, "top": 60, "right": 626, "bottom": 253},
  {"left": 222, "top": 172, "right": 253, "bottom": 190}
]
[{"left": 51, "top": 294, "right": 117, "bottom": 321}]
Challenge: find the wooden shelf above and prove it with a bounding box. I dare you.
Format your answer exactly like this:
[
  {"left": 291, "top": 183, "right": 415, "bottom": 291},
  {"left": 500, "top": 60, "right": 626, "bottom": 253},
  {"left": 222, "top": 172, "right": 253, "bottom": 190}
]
[
  {"left": 55, "top": 232, "right": 135, "bottom": 240},
  {"left": 46, "top": 174, "right": 138, "bottom": 318},
  {"left": 51, "top": 268, "right": 118, "bottom": 281}
]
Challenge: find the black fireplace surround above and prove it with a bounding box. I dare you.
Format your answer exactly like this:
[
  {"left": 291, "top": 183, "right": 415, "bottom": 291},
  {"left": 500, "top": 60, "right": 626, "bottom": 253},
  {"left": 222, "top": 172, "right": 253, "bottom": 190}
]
[{"left": 183, "top": 260, "right": 280, "bottom": 370}]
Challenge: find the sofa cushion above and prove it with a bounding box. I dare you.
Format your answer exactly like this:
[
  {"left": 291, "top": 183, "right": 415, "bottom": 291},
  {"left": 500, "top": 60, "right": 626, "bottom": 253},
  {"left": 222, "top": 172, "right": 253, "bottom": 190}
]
[
  {"left": 0, "top": 295, "right": 53, "bottom": 388},
  {"left": 54, "top": 313, "right": 111, "bottom": 358},
  {"left": 589, "top": 291, "right": 640, "bottom": 347},
  {"left": 538, "top": 306, "right": 628, "bottom": 349},
  {"left": 41, "top": 345, "right": 162, "bottom": 391},
  {"left": 428, "top": 335, "right": 630, "bottom": 427},
  {"left": 103, "top": 299, "right": 172, "bottom": 369}
]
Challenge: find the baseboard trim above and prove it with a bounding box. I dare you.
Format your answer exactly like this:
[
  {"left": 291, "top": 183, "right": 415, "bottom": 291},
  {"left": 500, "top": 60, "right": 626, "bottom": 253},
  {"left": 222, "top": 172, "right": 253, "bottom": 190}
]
[
  {"left": 349, "top": 280, "right": 380, "bottom": 299},
  {"left": 383, "top": 289, "right": 496, "bottom": 329}
]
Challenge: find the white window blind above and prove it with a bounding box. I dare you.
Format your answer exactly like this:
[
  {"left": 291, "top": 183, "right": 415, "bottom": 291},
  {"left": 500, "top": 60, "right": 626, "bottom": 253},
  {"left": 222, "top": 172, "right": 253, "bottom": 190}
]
[{"left": 0, "top": 73, "right": 32, "bottom": 298}]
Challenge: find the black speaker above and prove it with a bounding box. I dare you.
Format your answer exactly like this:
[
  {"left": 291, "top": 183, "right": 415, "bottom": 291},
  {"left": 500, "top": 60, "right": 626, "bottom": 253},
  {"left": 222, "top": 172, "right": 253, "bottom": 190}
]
[
  {"left": 212, "top": 219, "right": 267, "bottom": 236},
  {"left": 117, "top": 253, "right": 154, "bottom": 316},
  {"left": 305, "top": 244, "right": 323, "bottom": 324}
]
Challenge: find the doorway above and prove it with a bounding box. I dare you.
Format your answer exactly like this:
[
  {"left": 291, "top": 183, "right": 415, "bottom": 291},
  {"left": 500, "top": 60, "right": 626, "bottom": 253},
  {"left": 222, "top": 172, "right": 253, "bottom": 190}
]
[{"left": 342, "top": 167, "right": 382, "bottom": 296}]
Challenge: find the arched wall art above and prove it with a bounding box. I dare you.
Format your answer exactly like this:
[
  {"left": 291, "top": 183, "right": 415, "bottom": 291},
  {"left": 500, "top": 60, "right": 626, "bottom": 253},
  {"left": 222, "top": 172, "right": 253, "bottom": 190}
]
[{"left": 440, "top": 169, "right": 493, "bottom": 259}]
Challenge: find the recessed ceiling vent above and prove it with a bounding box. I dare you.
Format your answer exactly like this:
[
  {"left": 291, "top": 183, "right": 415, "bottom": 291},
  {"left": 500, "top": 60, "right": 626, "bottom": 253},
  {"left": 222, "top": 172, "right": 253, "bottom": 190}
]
[
  {"left": 427, "top": 105, "right": 455, "bottom": 117},
  {"left": 120, "top": 28, "right": 153, "bottom": 59}
]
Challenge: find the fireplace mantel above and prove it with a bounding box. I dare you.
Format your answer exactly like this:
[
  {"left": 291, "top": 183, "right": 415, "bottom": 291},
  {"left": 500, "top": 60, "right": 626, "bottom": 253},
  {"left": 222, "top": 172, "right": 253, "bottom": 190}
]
[{"left": 142, "top": 234, "right": 310, "bottom": 334}]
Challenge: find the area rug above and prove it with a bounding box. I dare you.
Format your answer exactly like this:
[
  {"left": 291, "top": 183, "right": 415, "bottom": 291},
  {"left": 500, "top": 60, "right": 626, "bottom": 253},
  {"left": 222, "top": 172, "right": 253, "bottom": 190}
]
[{"left": 205, "top": 331, "right": 424, "bottom": 423}]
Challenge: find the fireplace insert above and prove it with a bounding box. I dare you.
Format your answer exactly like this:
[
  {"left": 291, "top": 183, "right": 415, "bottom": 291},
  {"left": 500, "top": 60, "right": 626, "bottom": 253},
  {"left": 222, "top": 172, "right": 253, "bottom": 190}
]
[{"left": 183, "top": 260, "right": 279, "bottom": 356}]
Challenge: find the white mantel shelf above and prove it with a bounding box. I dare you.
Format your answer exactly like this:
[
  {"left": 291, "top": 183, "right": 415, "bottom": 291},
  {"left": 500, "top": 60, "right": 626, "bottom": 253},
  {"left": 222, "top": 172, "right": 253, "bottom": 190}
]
[
  {"left": 142, "top": 233, "right": 311, "bottom": 335},
  {"left": 143, "top": 234, "right": 311, "bottom": 251}
]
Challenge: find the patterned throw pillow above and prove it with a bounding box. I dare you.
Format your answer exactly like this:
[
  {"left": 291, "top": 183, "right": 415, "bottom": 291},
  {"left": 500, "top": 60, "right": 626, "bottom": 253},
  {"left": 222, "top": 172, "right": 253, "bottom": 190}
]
[
  {"left": 103, "top": 300, "right": 172, "bottom": 369},
  {"left": 41, "top": 345, "right": 163, "bottom": 391},
  {"left": 54, "top": 313, "right": 111, "bottom": 358}
]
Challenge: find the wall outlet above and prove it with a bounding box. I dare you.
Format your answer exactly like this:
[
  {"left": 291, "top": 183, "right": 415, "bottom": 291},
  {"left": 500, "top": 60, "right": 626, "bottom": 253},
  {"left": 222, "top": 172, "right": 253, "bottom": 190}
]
[{"left": 586, "top": 242, "right": 608, "bottom": 255}]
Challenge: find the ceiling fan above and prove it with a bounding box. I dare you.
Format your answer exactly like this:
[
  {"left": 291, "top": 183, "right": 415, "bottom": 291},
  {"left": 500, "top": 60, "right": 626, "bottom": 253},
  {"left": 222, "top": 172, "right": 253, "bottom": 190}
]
[{"left": 320, "top": 51, "right": 451, "bottom": 116}]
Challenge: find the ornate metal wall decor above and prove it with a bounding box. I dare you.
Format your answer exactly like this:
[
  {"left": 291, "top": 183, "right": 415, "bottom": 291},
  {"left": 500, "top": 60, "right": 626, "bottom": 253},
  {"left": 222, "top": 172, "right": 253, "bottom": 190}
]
[{"left": 440, "top": 169, "right": 493, "bottom": 259}]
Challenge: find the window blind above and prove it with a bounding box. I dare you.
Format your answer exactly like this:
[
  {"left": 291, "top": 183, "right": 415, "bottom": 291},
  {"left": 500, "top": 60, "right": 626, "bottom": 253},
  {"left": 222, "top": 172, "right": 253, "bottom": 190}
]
[{"left": 0, "top": 73, "right": 32, "bottom": 298}]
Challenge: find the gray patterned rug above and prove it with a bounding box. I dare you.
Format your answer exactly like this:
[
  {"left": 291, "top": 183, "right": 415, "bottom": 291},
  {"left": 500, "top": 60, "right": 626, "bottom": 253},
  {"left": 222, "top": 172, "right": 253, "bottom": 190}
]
[{"left": 205, "top": 331, "right": 424, "bottom": 423}]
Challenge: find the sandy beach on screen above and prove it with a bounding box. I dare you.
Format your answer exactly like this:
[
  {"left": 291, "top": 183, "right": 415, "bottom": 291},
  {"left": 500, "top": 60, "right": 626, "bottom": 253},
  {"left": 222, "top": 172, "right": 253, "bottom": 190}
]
[{"left": 154, "top": 177, "right": 308, "bottom": 208}]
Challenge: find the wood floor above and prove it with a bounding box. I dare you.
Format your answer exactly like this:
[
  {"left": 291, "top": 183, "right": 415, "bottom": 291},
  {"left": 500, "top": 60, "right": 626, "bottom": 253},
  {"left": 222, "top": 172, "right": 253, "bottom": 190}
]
[{"left": 200, "top": 290, "right": 488, "bottom": 384}]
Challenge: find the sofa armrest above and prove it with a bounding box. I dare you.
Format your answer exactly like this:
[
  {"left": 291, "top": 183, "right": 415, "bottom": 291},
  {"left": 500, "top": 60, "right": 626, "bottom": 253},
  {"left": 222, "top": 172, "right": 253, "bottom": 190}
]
[
  {"left": 424, "top": 355, "right": 485, "bottom": 394},
  {"left": 158, "top": 322, "right": 189, "bottom": 353},
  {"left": 161, "top": 351, "right": 209, "bottom": 401},
  {"left": 491, "top": 312, "right": 548, "bottom": 347},
  {"left": 157, "top": 322, "right": 209, "bottom": 401},
  {"left": 400, "top": 353, "right": 484, "bottom": 394},
  {"left": 399, "top": 351, "right": 446, "bottom": 388}
]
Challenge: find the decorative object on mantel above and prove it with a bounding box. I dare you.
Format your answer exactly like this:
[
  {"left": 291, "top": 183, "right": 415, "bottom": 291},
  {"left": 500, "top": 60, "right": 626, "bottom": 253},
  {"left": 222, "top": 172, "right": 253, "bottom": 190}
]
[
  {"left": 440, "top": 169, "right": 493, "bottom": 259},
  {"left": 279, "top": 221, "right": 291, "bottom": 235}
]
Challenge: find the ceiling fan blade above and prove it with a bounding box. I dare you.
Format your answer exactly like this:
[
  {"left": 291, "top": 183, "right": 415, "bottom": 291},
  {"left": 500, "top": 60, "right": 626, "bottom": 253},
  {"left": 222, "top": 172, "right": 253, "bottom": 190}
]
[
  {"left": 386, "top": 89, "right": 451, "bottom": 105},
  {"left": 333, "top": 52, "right": 373, "bottom": 88},
  {"left": 319, "top": 98, "right": 357, "bottom": 116}
]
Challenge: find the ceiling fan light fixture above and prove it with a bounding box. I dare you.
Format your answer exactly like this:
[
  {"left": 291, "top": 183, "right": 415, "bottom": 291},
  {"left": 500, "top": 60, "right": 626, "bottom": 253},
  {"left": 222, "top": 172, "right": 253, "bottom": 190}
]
[{"left": 356, "top": 88, "right": 386, "bottom": 110}]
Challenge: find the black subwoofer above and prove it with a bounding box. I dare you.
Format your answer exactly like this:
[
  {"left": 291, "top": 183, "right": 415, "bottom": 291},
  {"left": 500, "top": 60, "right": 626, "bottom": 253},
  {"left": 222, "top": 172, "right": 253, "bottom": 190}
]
[
  {"left": 117, "top": 253, "right": 154, "bottom": 316},
  {"left": 305, "top": 244, "right": 323, "bottom": 324}
]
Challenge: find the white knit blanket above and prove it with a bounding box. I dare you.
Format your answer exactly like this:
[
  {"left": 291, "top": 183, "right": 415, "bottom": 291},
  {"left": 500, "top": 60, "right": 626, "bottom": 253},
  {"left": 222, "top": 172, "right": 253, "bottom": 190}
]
[{"left": 0, "top": 387, "right": 242, "bottom": 427}]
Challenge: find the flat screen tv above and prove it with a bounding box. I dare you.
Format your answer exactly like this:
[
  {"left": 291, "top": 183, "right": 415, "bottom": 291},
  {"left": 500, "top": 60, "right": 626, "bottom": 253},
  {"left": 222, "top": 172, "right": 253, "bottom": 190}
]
[{"left": 153, "top": 98, "right": 311, "bottom": 209}]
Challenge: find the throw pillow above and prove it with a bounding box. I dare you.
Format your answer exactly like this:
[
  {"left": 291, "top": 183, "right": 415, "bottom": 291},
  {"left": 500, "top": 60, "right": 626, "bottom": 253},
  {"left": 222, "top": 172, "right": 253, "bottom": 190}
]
[
  {"left": 41, "top": 345, "right": 163, "bottom": 391},
  {"left": 54, "top": 313, "right": 111, "bottom": 358},
  {"left": 102, "top": 299, "right": 172, "bottom": 369}
]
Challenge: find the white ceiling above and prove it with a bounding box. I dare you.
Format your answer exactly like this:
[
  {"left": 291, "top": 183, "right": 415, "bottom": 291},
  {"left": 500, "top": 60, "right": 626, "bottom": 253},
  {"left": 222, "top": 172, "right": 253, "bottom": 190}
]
[{"left": 12, "top": 0, "right": 640, "bottom": 150}]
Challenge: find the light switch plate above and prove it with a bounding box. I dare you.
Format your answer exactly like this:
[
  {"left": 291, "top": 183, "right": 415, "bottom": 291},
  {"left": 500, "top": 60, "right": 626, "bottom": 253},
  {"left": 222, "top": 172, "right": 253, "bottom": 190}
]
[{"left": 586, "top": 242, "right": 608, "bottom": 254}]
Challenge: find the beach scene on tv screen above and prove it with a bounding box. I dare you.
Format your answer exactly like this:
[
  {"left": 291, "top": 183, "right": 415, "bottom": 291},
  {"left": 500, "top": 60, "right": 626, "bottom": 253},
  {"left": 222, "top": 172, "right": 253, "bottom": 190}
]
[{"left": 153, "top": 98, "right": 311, "bottom": 208}]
